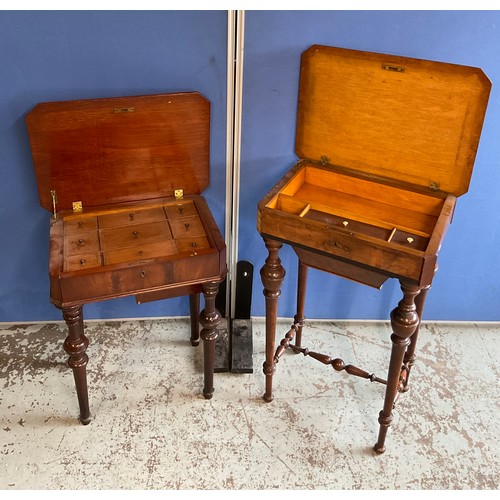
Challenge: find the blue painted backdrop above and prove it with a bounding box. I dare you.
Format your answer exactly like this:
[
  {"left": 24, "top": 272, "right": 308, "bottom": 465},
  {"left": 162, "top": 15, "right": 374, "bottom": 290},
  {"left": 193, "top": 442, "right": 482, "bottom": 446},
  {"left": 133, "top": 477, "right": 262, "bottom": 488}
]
[
  {"left": 239, "top": 10, "right": 500, "bottom": 321},
  {"left": 1, "top": 10, "right": 499, "bottom": 322},
  {"left": 0, "top": 10, "right": 228, "bottom": 321}
]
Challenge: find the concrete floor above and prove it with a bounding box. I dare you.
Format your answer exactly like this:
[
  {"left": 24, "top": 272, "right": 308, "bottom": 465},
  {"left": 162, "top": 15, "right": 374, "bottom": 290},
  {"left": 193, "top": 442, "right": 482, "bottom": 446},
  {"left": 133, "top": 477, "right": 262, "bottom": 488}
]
[{"left": 0, "top": 317, "right": 498, "bottom": 490}]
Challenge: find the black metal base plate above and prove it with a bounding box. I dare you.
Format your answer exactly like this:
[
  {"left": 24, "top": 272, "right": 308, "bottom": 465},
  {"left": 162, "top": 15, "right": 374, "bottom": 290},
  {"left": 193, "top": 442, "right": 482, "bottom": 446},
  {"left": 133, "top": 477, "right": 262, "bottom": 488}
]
[{"left": 230, "top": 318, "right": 253, "bottom": 373}]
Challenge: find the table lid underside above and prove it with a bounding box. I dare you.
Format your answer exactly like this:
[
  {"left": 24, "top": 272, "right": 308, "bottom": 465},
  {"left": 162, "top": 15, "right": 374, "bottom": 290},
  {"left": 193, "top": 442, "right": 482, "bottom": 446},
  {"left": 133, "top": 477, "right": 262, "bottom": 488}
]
[
  {"left": 296, "top": 45, "right": 491, "bottom": 197},
  {"left": 27, "top": 92, "right": 210, "bottom": 213}
]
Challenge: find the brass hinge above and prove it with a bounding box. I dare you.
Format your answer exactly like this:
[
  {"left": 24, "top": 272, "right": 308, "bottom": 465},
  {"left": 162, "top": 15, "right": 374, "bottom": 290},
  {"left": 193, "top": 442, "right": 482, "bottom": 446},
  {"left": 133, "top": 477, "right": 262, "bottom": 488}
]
[
  {"left": 429, "top": 181, "right": 440, "bottom": 192},
  {"left": 174, "top": 189, "right": 184, "bottom": 200},
  {"left": 72, "top": 201, "right": 83, "bottom": 213}
]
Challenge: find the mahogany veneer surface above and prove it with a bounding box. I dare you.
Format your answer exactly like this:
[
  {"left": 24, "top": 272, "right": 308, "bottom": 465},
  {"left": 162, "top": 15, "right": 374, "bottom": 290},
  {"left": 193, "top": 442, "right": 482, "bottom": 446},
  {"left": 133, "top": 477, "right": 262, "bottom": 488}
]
[
  {"left": 26, "top": 91, "right": 227, "bottom": 422},
  {"left": 258, "top": 45, "right": 491, "bottom": 287},
  {"left": 257, "top": 45, "right": 491, "bottom": 453}
]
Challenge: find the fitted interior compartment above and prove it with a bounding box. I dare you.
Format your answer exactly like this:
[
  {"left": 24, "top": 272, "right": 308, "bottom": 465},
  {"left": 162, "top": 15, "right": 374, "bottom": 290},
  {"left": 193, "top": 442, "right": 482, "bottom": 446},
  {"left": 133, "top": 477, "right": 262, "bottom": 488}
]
[
  {"left": 267, "top": 165, "right": 445, "bottom": 251},
  {"left": 61, "top": 199, "right": 211, "bottom": 272}
]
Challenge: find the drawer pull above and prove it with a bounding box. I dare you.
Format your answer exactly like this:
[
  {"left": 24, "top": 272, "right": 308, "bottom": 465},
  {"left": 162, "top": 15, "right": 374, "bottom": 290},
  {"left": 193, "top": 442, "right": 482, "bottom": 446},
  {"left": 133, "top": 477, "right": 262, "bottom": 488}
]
[
  {"left": 80, "top": 259, "right": 86, "bottom": 265},
  {"left": 129, "top": 213, "right": 135, "bottom": 220},
  {"left": 78, "top": 239, "right": 86, "bottom": 246},
  {"left": 191, "top": 242, "right": 198, "bottom": 248},
  {"left": 140, "top": 271, "right": 146, "bottom": 278},
  {"left": 133, "top": 230, "right": 140, "bottom": 238},
  {"left": 178, "top": 206, "right": 184, "bottom": 214},
  {"left": 184, "top": 223, "right": 190, "bottom": 230},
  {"left": 407, "top": 237, "right": 414, "bottom": 244},
  {"left": 138, "top": 250, "right": 144, "bottom": 256}
]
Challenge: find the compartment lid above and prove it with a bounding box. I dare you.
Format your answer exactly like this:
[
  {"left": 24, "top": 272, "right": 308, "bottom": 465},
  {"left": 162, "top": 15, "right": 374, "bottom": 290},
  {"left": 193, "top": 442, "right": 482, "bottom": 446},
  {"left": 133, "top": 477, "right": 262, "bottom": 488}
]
[
  {"left": 27, "top": 92, "right": 210, "bottom": 212},
  {"left": 296, "top": 45, "right": 491, "bottom": 196}
]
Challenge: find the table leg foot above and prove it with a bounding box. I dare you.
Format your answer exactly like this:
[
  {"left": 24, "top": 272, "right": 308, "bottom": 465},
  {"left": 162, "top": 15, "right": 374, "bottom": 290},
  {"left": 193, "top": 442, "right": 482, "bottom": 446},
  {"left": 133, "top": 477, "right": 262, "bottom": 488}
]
[
  {"left": 62, "top": 305, "right": 91, "bottom": 425},
  {"left": 260, "top": 239, "right": 285, "bottom": 404},
  {"left": 374, "top": 281, "right": 421, "bottom": 453},
  {"left": 200, "top": 281, "right": 221, "bottom": 400}
]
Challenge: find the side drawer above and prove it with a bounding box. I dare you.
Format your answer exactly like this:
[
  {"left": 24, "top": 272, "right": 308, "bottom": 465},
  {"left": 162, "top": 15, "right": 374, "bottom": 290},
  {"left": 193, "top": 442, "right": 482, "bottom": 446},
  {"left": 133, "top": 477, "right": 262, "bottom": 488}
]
[{"left": 59, "top": 251, "right": 223, "bottom": 304}]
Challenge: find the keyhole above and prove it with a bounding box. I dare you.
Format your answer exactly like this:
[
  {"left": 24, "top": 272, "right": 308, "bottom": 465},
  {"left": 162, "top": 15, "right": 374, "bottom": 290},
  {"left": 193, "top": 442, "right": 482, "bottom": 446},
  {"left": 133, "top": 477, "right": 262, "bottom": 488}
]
[{"left": 140, "top": 271, "right": 146, "bottom": 278}]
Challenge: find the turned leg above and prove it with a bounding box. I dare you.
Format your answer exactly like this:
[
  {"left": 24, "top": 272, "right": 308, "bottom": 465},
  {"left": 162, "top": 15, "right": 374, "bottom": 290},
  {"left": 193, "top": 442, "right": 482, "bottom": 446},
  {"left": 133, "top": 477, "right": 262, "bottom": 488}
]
[
  {"left": 373, "top": 281, "right": 421, "bottom": 454},
  {"left": 199, "top": 281, "right": 221, "bottom": 400},
  {"left": 260, "top": 238, "right": 286, "bottom": 403},
  {"left": 189, "top": 293, "right": 200, "bottom": 346},
  {"left": 294, "top": 260, "right": 308, "bottom": 348},
  {"left": 402, "top": 284, "right": 431, "bottom": 392},
  {"left": 61, "top": 305, "right": 91, "bottom": 425}
]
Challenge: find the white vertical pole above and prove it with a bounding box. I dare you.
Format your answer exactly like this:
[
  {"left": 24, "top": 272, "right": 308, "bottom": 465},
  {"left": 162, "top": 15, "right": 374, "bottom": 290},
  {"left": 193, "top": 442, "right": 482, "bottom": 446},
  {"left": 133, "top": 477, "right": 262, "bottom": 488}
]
[{"left": 225, "top": 10, "right": 245, "bottom": 318}]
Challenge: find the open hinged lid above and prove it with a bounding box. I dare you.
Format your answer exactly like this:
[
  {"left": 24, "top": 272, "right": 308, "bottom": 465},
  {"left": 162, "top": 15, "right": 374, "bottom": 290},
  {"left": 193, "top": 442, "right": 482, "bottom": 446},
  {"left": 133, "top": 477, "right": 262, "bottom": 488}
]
[
  {"left": 296, "top": 45, "right": 491, "bottom": 196},
  {"left": 26, "top": 92, "right": 210, "bottom": 213}
]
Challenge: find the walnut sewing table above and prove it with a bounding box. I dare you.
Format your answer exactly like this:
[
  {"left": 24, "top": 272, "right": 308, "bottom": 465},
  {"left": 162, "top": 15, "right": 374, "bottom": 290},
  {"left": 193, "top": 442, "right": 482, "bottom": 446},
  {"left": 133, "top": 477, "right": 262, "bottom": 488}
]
[
  {"left": 27, "top": 92, "right": 227, "bottom": 424},
  {"left": 257, "top": 46, "right": 491, "bottom": 453}
]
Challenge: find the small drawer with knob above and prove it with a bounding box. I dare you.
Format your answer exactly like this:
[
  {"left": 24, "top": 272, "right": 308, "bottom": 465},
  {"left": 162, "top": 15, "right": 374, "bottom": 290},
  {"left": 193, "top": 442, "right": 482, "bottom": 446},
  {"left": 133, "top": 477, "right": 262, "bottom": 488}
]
[
  {"left": 99, "top": 207, "right": 166, "bottom": 228},
  {"left": 64, "top": 253, "right": 102, "bottom": 272},
  {"left": 176, "top": 236, "right": 210, "bottom": 254},
  {"left": 169, "top": 216, "right": 206, "bottom": 239},
  {"left": 64, "top": 230, "right": 100, "bottom": 256},
  {"left": 64, "top": 216, "right": 98, "bottom": 234},
  {"left": 100, "top": 221, "right": 173, "bottom": 251},
  {"left": 103, "top": 240, "right": 179, "bottom": 266},
  {"left": 164, "top": 202, "right": 198, "bottom": 220}
]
